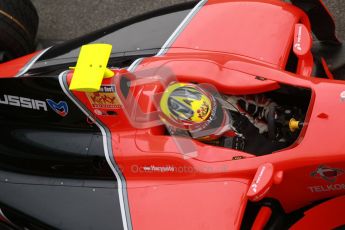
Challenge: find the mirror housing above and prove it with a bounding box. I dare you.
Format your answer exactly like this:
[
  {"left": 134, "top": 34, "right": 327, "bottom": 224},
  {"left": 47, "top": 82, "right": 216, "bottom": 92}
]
[
  {"left": 247, "top": 163, "right": 284, "bottom": 201},
  {"left": 293, "top": 23, "right": 312, "bottom": 57}
]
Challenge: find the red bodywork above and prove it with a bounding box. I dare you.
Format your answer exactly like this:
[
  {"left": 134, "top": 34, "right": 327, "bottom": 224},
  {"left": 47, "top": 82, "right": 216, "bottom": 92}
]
[
  {"left": 2, "top": 0, "right": 345, "bottom": 229},
  {"left": 0, "top": 50, "right": 44, "bottom": 78}
]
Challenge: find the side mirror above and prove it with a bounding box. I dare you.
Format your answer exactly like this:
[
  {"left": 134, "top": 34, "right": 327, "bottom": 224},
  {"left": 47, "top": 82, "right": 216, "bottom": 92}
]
[
  {"left": 247, "top": 163, "right": 283, "bottom": 201},
  {"left": 293, "top": 23, "right": 312, "bottom": 57}
]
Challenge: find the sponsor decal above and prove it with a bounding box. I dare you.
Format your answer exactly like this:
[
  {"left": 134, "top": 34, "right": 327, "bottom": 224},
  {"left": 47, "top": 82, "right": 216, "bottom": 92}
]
[
  {"left": 86, "top": 85, "right": 121, "bottom": 109},
  {"left": 197, "top": 101, "right": 210, "bottom": 120},
  {"left": 142, "top": 165, "right": 175, "bottom": 173},
  {"left": 0, "top": 94, "right": 69, "bottom": 117},
  {"left": 251, "top": 165, "right": 266, "bottom": 193},
  {"left": 232, "top": 156, "right": 245, "bottom": 160},
  {"left": 93, "top": 109, "right": 117, "bottom": 116},
  {"left": 308, "top": 183, "right": 345, "bottom": 193},
  {"left": 310, "top": 165, "right": 344, "bottom": 182},
  {"left": 46, "top": 99, "right": 69, "bottom": 117},
  {"left": 0, "top": 94, "right": 47, "bottom": 111}
]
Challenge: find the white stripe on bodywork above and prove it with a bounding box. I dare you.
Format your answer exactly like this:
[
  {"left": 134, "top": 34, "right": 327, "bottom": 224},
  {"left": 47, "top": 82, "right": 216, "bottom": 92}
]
[
  {"left": 58, "top": 71, "right": 131, "bottom": 230},
  {"left": 15, "top": 47, "right": 52, "bottom": 77},
  {"left": 127, "top": 57, "right": 144, "bottom": 72},
  {"left": 0, "top": 208, "right": 15, "bottom": 226}
]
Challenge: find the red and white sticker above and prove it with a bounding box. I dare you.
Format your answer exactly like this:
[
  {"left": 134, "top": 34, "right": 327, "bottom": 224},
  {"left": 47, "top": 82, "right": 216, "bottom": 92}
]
[
  {"left": 293, "top": 23, "right": 312, "bottom": 56},
  {"left": 86, "top": 85, "right": 121, "bottom": 109}
]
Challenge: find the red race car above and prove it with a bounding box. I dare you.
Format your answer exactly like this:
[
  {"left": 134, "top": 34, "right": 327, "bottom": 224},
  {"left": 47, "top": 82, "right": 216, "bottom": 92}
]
[{"left": 0, "top": 0, "right": 345, "bottom": 229}]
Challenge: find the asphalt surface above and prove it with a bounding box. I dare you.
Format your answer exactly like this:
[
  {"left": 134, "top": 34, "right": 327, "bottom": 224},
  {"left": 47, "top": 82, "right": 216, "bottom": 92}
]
[
  {"left": 324, "top": 0, "right": 345, "bottom": 41},
  {"left": 31, "top": 0, "right": 345, "bottom": 41}
]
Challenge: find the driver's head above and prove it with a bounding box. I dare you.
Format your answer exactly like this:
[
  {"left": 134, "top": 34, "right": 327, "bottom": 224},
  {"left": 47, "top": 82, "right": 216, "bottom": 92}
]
[{"left": 159, "top": 82, "right": 231, "bottom": 140}]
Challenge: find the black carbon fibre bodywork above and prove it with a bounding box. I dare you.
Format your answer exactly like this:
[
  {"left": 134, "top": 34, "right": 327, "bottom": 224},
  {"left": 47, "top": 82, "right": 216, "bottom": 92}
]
[
  {"left": 0, "top": 76, "right": 123, "bottom": 229},
  {"left": 0, "top": 77, "right": 113, "bottom": 178}
]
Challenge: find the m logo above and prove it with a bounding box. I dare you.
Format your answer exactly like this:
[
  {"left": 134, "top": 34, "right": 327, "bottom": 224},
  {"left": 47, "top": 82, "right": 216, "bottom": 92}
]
[{"left": 46, "top": 99, "right": 69, "bottom": 117}]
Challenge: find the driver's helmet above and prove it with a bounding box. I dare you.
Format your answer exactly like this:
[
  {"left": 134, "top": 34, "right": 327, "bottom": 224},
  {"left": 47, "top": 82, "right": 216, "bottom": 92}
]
[{"left": 159, "top": 82, "right": 232, "bottom": 140}]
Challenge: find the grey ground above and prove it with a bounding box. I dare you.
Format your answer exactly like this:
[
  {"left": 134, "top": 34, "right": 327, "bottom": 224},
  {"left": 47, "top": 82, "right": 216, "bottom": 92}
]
[{"left": 31, "top": 0, "right": 345, "bottom": 42}]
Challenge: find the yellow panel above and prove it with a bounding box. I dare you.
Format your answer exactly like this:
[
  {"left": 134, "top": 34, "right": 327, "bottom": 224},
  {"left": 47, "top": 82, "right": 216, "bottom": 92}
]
[{"left": 69, "top": 44, "right": 112, "bottom": 92}]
